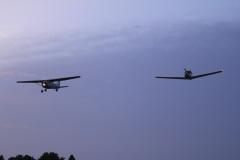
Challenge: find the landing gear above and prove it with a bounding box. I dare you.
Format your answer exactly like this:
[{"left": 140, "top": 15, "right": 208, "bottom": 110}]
[
  {"left": 56, "top": 89, "right": 58, "bottom": 92},
  {"left": 41, "top": 89, "right": 47, "bottom": 93}
]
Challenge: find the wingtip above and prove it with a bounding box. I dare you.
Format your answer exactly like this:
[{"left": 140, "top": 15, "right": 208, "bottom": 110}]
[{"left": 73, "top": 76, "right": 81, "bottom": 78}]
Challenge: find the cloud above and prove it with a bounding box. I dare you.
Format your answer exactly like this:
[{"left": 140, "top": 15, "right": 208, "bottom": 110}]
[{"left": 0, "top": 21, "right": 240, "bottom": 78}]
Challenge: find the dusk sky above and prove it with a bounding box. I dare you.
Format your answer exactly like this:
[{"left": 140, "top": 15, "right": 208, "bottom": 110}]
[{"left": 0, "top": 1, "right": 240, "bottom": 160}]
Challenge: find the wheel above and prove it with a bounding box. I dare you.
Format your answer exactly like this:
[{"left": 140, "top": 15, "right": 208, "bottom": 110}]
[
  {"left": 56, "top": 89, "right": 58, "bottom": 92},
  {"left": 41, "top": 90, "right": 43, "bottom": 93},
  {"left": 44, "top": 89, "right": 47, "bottom": 92}
]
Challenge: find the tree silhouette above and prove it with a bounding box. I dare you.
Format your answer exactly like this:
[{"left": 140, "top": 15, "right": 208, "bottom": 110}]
[
  {"left": 22, "top": 155, "right": 35, "bottom": 160},
  {"left": 2, "top": 153, "right": 68, "bottom": 160},
  {"left": 38, "top": 152, "right": 64, "bottom": 160},
  {"left": 0, "top": 155, "right": 4, "bottom": 160},
  {"left": 8, "top": 155, "right": 35, "bottom": 160},
  {"left": 68, "top": 155, "right": 75, "bottom": 160}
]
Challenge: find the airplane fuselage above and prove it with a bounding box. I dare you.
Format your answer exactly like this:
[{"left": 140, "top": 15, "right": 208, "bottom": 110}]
[
  {"left": 42, "top": 81, "right": 60, "bottom": 89},
  {"left": 184, "top": 70, "right": 193, "bottom": 80}
]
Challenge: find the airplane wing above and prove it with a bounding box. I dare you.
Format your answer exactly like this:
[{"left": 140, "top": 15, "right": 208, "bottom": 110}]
[
  {"left": 17, "top": 76, "right": 80, "bottom": 83},
  {"left": 155, "top": 76, "right": 186, "bottom": 80},
  {"left": 45, "top": 76, "right": 80, "bottom": 82},
  {"left": 17, "top": 80, "right": 44, "bottom": 83},
  {"left": 191, "top": 70, "right": 223, "bottom": 79}
]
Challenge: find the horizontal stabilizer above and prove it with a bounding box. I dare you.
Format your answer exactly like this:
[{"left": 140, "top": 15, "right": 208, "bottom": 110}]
[{"left": 60, "top": 86, "right": 69, "bottom": 88}]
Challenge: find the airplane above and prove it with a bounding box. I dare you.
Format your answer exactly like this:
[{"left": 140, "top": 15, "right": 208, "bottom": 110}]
[
  {"left": 17, "top": 76, "right": 80, "bottom": 93},
  {"left": 155, "top": 69, "right": 223, "bottom": 80}
]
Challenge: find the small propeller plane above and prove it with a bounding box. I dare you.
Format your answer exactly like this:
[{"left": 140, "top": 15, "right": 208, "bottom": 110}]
[
  {"left": 17, "top": 76, "right": 80, "bottom": 93},
  {"left": 156, "top": 69, "right": 223, "bottom": 80}
]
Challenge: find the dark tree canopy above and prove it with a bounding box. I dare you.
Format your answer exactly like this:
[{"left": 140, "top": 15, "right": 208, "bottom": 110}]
[
  {"left": 0, "top": 155, "right": 4, "bottom": 160},
  {"left": 1, "top": 153, "right": 70, "bottom": 160},
  {"left": 68, "top": 155, "right": 75, "bottom": 160},
  {"left": 38, "top": 152, "right": 64, "bottom": 160},
  {"left": 8, "top": 155, "right": 35, "bottom": 160},
  {"left": 22, "top": 155, "right": 35, "bottom": 160}
]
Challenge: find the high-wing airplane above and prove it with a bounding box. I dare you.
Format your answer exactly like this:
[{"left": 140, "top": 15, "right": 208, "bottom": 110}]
[
  {"left": 17, "top": 76, "right": 80, "bottom": 92},
  {"left": 156, "top": 69, "right": 223, "bottom": 80}
]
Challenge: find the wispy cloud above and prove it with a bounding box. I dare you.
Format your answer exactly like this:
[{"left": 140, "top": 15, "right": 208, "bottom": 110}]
[{"left": 0, "top": 21, "right": 240, "bottom": 77}]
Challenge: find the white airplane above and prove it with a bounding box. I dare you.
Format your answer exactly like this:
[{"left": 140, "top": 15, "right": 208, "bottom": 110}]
[
  {"left": 156, "top": 69, "right": 223, "bottom": 80},
  {"left": 17, "top": 76, "right": 80, "bottom": 93}
]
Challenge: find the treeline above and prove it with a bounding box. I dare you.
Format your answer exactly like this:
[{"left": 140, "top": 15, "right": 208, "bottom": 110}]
[{"left": 0, "top": 152, "right": 75, "bottom": 160}]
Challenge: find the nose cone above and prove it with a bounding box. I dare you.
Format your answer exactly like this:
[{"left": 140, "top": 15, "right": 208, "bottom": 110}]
[{"left": 42, "top": 82, "right": 47, "bottom": 87}]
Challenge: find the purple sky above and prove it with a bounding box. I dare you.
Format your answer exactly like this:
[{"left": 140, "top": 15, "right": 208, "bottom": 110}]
[{"left": 0, "top": 1, "right": 240, "bottom": 160}]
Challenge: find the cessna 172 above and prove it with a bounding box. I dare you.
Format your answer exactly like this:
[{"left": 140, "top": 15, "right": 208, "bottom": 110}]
[
  {"left": 17, "top": 76, "right": 80, "bottom": 93},
  {"left": 156, "top": 69, "right": 223, "bottom": 80}
]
